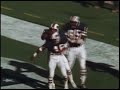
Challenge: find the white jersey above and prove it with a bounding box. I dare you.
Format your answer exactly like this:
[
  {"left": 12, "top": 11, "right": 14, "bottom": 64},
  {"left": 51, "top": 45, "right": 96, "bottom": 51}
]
[{"left": 66, "top": 29, "right": 83, "bottom": 44}]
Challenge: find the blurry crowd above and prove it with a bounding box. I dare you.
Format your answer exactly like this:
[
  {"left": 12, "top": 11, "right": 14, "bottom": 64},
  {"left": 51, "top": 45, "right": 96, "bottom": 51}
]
[
  {"left": 94, "top": 1, "right": 119, "bottom": 13},
  {"left": 79, "top": 1, "right": 119, "bottom": 13}
]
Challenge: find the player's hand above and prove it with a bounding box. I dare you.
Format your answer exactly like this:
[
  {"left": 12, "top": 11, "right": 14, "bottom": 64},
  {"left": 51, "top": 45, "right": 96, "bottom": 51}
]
[{"left": 77, "top": 39, "right": 84, "bottom": 45}]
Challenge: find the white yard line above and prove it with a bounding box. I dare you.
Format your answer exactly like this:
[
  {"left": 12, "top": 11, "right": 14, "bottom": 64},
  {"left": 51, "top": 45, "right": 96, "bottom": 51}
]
[
  {"left": 1, "top": 14, "right": 46, "bottom": 47},
  {"left": 1, "top": 84, "right": 34, "bottom": 89},
  {"left": 1, "top": 6, "right": 13, "bottom": 10},
  {"left": 1, "top": 14, "right": 119, "bottom": 70},
  {"left": 24, "top": 13, "right": 41, "bottom": 19}
]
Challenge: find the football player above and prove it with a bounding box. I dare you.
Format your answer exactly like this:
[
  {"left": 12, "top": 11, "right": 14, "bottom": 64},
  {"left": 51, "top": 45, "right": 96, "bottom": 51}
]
[{"left": 62, "top": 16, "right": 88, "bottom": 89}]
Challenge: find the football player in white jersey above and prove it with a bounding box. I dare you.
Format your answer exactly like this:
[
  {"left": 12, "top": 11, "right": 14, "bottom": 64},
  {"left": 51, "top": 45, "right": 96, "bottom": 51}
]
[{"left": 62, "top": 16, "right": 88, "bottom": 89}]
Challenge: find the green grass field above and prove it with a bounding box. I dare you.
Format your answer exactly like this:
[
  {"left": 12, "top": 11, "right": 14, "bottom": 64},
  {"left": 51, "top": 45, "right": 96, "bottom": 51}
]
[
  {"left": 1, "top": 1, "right": 119, "bottom": 89},
  {"left": 1, "top": 1, "right": 119, "bottom": 46}
]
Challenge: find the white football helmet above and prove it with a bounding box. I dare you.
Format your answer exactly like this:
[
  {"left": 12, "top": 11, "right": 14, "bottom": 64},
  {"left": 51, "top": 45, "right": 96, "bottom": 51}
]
[
  {"left": 50, "top": 23, "right": 60, "bottom": 43},
  {"left": 70, "top": 16, "right": 80, "bottom": 23},
  {"left": 70, "top": 16, "right": 80, "bottom": 28},
  {"left": 50, "top": 23, "right": 59, "bottom": 31}
]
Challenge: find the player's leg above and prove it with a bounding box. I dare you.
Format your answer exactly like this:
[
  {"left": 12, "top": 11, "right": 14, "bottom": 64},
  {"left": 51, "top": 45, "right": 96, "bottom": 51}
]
[
  {"left": 63, "top": 55, "right": 77, "bottom": 88},
  {"left": 78, "top": 45, "right": 87, "bottom": 88},
  {"left": 58, "top": 56, "right": 69, "bottom": 89},
  {"left": 67, "top": 48, "right": 76, "bottom": 69},
  {"left": 48, "top": 55, "right": 57, "bottom": 89}
]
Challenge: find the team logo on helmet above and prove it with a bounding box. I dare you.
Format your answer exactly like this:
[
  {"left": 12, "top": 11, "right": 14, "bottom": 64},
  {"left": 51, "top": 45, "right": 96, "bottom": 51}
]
[
  {"left": 49, "top": 23, "right": 60, "bottom": 43},
  {"left": 70, "top": 16, "right": 80, "bottom": 23},
  {"left": 50, "top": 23, "right": 59, "bottom": 31}
]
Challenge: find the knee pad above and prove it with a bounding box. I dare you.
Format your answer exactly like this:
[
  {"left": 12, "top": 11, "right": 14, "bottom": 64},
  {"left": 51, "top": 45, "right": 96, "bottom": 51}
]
[
  {"left": 67, "top": 70, "right": 72, "bottom": 75},
  {"left": 64, "top": 76, "right": 68, "bottom": 81}
]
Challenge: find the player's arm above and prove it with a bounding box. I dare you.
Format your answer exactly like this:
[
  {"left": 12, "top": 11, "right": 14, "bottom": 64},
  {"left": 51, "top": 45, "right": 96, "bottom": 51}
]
[
  {"left": 77, "top": 26, "right": 88, "bottom": 45},
  {"left": 81, "top": 26, "right": 88, "bottom": 41},
  {"left": 64, "top": 42, "right": 70, "bottom": 48},
  {"left": 32, "top": 46, "right": 46, "bottom": 58},
  {"left": 31, "top": 44, "right": 46, "bottom": 63},
  {"left": 41, "top": 29, "right": 49, "bottom": 40}
]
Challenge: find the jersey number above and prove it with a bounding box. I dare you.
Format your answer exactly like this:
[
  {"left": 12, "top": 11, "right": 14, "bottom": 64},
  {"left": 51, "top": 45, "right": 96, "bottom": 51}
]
[{"left": 53, "top": 44, "right": 65, "bottom": 52}]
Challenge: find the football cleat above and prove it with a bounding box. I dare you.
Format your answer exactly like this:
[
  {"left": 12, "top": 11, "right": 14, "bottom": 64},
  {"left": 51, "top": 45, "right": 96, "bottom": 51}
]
[
  {"left": 71, "top": 81, "right": 78, "bottom": 88},
  {"left": 52, "top": 83, "right": 55, "bottom": 89},
  {"left": 80, "top": 84, "right": 87, "bottom": 89}
]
